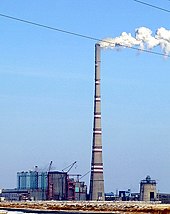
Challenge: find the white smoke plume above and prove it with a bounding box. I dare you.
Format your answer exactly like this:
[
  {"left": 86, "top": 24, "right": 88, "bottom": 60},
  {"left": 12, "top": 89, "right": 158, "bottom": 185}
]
[{"left": 99, "top": 27, "right": 170, "bottom": 56}]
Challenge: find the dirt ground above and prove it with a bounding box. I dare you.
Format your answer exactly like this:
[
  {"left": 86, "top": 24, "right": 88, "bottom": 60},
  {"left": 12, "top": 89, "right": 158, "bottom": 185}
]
[{"left": 0, "top": 201, "right": 170, "bottom": 213}]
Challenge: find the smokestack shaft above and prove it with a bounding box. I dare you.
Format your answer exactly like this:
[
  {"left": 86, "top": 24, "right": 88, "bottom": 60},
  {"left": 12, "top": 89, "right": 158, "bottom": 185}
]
[{"left": 89, "top": 43, "right": 104, "bottom": 201}]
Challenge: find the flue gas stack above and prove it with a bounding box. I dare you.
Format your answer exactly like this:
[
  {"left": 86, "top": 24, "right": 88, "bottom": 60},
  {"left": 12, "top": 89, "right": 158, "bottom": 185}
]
[{"left": 89, "top": 43, "right": 105, "bottom": 201}]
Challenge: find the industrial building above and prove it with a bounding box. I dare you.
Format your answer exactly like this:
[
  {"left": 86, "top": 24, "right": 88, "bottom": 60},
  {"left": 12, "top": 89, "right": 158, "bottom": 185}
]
[
  {"left": 157, "top": 193, "right": 170, "bottom": 204},
  {"left": 17, "top": 170, "right": 47, "bottom": 200},
  {"left": 75, "top": 181, "right": 87, "bottom": 201},
  {"left": 17, "top": 171, "right": 47, "bottom": 190},
  {"left": 105, "top": 176, "right": 157, "bottom": 202},
  {"left": 140, "top": 175, "right": 157, "bottom": 201},
  {"left": 2, "top": 168, "right": 87, "bottom": 201},
  {"left": 0, "top": 189, "right": 30, "bottom": 201},
  {"left": 47, "top": 171, "right": 87, "bottom": 201},
  {"left": 47, "top": 171, "right": 67, "bottom": 200}
]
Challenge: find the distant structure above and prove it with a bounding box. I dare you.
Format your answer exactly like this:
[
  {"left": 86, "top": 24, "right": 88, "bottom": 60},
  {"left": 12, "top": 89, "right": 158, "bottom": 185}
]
[
  {"left": 89, "top": 43, "right": 105, "bottom": 200},
  {"left": 47, "top": 171, "right": 87, "bottom": 201},
  {"left": 17, "top": 171, "right": 47, "bottom": 190},
  {"left": 140, "top": 175, "right": 157, "bottom": 201},
  {"left": 17, "top": 171, "right": 47, "bottom": 200},
  {"left": 74, "top": 180, "right": 87, "bottom": 201},
  {"left": 47, "top": 171, "right": 67, "bottom": 200}
]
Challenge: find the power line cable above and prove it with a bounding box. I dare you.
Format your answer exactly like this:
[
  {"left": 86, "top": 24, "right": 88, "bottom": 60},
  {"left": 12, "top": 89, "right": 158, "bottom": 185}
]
[
  {"left": 0, "top": 13, "right": 99, "bottom": 42},
  {"left": 0, "top": 12, "right": 169, "bottom": 58},
  {"left": 134, "top": 0, "right": 170, "bottom": 13}
]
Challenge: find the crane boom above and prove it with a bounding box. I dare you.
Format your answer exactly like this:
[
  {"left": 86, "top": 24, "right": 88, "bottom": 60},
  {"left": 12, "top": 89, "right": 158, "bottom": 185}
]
[
  {"left": 48, "top": 161, "right": 53, "bottom": 172},
  {"left": 62, "top": 161, "right": 77, "bottom": 173}
]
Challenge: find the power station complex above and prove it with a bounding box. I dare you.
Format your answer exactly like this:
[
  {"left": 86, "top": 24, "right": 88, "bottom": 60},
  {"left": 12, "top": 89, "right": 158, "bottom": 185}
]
[{"left": 1, "top": 44, "right": 170, "bottom": 203}]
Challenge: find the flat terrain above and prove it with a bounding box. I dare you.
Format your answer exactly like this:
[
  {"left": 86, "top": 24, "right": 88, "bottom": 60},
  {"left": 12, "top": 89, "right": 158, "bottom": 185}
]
[{"left": 1, "top": 201, "right": 170, "bottom": 213}]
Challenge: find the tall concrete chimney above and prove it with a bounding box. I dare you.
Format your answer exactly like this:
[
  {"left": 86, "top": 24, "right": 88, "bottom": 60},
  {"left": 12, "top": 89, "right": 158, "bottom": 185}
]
[{"left": 89, "top": 43, "right": 104, "bottom": 201}]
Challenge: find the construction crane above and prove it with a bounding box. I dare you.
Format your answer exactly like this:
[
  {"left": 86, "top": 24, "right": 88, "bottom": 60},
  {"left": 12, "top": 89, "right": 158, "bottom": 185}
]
[
  {"left": 47, "top": 160, "right": 53, "bottom": 200},
  {"left": 62, "top": 161, "right": 77, "bottom": 173},
  {"left": 48, "top": 160, "right": 53, "bottom": 172}
]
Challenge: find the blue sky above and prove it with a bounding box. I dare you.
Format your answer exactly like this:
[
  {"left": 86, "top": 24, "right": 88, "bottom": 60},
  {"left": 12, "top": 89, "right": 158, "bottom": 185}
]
[{"left": 0, "top": 0, "right": 170, "bottom": 194}]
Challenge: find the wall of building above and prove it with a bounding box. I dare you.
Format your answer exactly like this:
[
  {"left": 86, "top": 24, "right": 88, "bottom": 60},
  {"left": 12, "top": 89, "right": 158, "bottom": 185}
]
[
  {"left": 0, "top": 189, "right": 30, "bottom": 201},
  {"left": 75, "top": 181, "right": 87, "bottom": 201},
  {"left": 47, "top": 171, "right": 67, "bottom": 200},
  {"left": 17, "top": 171, "right": 47, "bottom": 190},
  {"left": 140, "top": 176, "right": 157, "bottom": 201}
]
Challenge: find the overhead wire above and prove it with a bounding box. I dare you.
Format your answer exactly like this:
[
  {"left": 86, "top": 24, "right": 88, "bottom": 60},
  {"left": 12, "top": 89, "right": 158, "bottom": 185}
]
[
  {"left": 0, "top": 13, "right": 99, "bottom": 42},
  {"left": 0, "top": 12, "right": 169, "bottom": 58},
  {"left": 133, "top": 0, "right": 170, "bottom": 13}
]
